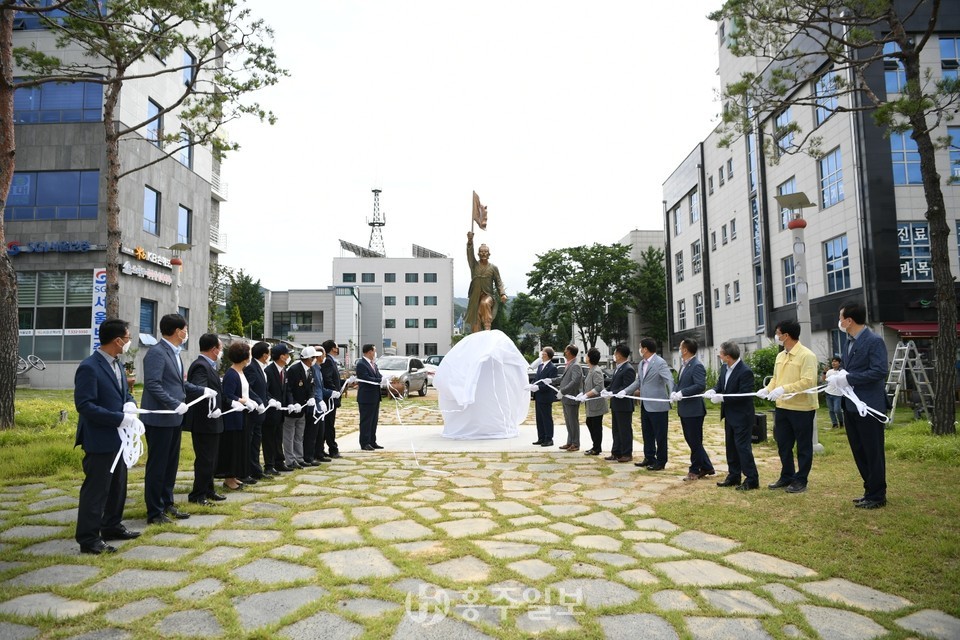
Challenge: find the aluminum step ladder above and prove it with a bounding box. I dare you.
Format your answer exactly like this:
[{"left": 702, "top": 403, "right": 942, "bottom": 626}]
[{"left": 884, "top": 341, "right": 935, "bottom": 423}]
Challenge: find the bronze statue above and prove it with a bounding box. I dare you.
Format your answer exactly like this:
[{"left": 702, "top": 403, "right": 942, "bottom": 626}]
[{"left": 466, "top": 231, "right": 507, "bottom": 332}]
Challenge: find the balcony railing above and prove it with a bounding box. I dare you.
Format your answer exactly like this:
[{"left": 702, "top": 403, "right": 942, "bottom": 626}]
[
  {"left": 210, "top": 226, "right": 227, "bottom": 253},
  {"left": 211, "top": 171, "right": 229, "bottom": 201}
]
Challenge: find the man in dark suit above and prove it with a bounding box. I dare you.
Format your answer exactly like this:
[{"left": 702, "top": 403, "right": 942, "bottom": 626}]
[
  {"left": 835, "top": 300, "right": 889, "bottom": 509},
  {"left": 244, "top": 341, "right": 272, "bottom": 479},
  {"left": 184, "top": 334, "right": 226, "bottom": 506},
  {"left": 670, "top": 338, "right": 714, "bottom": 481},
  {"left": 355, "top": 343, "right": 386, "bottom": 451},
  {"left": 284, "top": 346, "right": 316, "bottom": 467},
  {"left": 74, "top": 318, "right": 141, "bottom": 554},
  {"left": 708, "top": 340, "right": 759, "bottom": 491},
  {"left": 141, "top": 313, "right": 213, "bottom": 524},
  {"left": 604, "top": 343, "right": 637, "bottom": 462},
  {"left": 262, "top": 344, "right": 290, "bottom": 473},
  {"left": 530, "top": 347, "right": 558, "bottom": 447},
  {"left": 319, "top": 339, "right": 344, "bottom": 458}
]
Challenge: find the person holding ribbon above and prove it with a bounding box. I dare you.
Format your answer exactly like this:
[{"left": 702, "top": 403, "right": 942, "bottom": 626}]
[
  {"left": 355, "top": 343, "right": 387, "bottom": 451},
  {"left": 707, "top": 341, "right": 759, "bottom": 491},
  {"left": 184, "top": 334, "right": 226, "bottom": 506},
  {"left": 73, "top": 318, "right": 142, "bottom": 554},
  {"left": 219, "top": 341, "right": 260, "bottom": 490}
]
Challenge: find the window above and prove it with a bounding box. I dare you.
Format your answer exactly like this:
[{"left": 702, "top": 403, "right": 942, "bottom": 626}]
[
  {"left": 424, "top": 273, "right": 438, "bottom": 283},
  {"left": 777, "top": 177, "right": 797, "bottom": 230},
  {"left": 783, "top": 256, "right": 797, "bottom": 304},
  {"left": 694, "top": 292, "right": 704, "bottom": 326},
  {"left": 13, "top": 79, "right": 103, "bottom": 124},
  {"left": 815, "top": 69, "right": 840, "bottom": 125},
  {"left": 677, "top": 299, "right": 687, "bottom": 331},
  {"left": 721, "top": 224, "right": 728, "bottom": 245},
  {"left": 424, "top": 296, "right": 438, "bottom": 306},
  {"left": 891, "top": 131, "right": 922, "bottom": 185},
  {"left": 182, "top": 49, "right": 196, "bottom": 85},
  {"left": 361, "top": 273, "right": 375, "bottom": 283},
  {"left": 424, "top": 343, "right": 438, "bottom": 356},
  {"left": 689, "top": 190, "right": 699, "bottom": 224},
  {"left": 727, "top": 158, "right": 734, "bottom": 179},
  {"left": 725, "top": 284, "right": 731, "bottom": 305},
  {"left": 17, "top": 270, "right": 94, "bottom": 362},
  {"left": 424, "top": 319, "right": 438, "bottom": 328},
  {"left": 714, "top": 287, "right": 720, "bottom": 308},
  {"left": 272, "top": 311, "right": 318, "bottom": 336},
  {"left": 949, "top": 126, "right": 960, "bottom": 180},
  {"left": 942, "top": 37, "right": 960, "bottom": 80},
  {"left": 4, "top": 170, "right": 99, "bottom": 221},
  {"left": 898, "top": 222, "right": 932, "bottom": 281},
  {"left": 675, "top": 251, "right": 684, "bottom": 283},
  {"left": 884, "top": 42, "right": 906, "bottom": 93},
  {"left": 385, "top": 319, "right": 396, "bottom": 329},
  {"left": 143, "top": 186, "right": 160, "bottom": 235},
  {"left": 405, "top": 296, "right": 419, "bottom": 306},
  {"left": 405, "top": 273, "right": 418, "bottom": 283},
  {"left": 691, "top": 240, "right": 702, "bottom": 274},
  {"left": 178, "top": 128, "right": 193, "bottom": 168},
  {"left": 733, "top": 280, "right": 741, "bottom": 302},
  {"left": 177, "top": 205, "right": 191, "bottom": 244},
  {"left": 146, "top": 99, "right": 162, "bottom": 147},
  {"left": 718, "top": 166, "right": 725, "bottom": 186},
  {"left": 140, "top": 298, "right": 158, "bottom": 336},
  {"left": 730, "top": 218, "right": 737, "bottom": 240},
  {"left": 384, "top": 273, "right": 396, "bottom": 283},
  {"left": 711, "top": 231, "right": 717, "bottom": 251},
  {"left": 774, "top": 107, "right": 794, "bottom": 156},
  {"left": 751, "top": 196, "right": 762, "bottom": 259},
  {"left": 342, "top": 273, "right": 356, "bottom": 283},
  {"left": 12, "top": 3, "right": 69, "bottom": 29},
  {"left": 708, "top": 176, "right": 714, "bottom": 194},
  {"left": 405, "top": 319, "right": 419, "bottom": 328},
  {"left": 384, "top": 296, "right": 396, "bottom": 306},
  {"left": 819, "top": 147, "right": 844, "bottom": 208},
  {"left": 754, "top": 264, "right": 765, "bottom": 330},
  {"left": 824, "top": 235, "right": 851, "bottom": 293},
  {"left": 673, "top": 206, "right": 682, "bottom": 236},
  {"left": 405, "top": 344, "right": 420, "bottom": 356},
  {"left": 830, "top": 329, "right": 846, "bottom": 358},
  {"left": 178, "top": 306, "right": 190, "bottom": 325}
]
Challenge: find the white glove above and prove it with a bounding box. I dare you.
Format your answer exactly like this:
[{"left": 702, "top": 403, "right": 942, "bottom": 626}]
[
  {"left": 231, "top": 400, "right": 245, "bottom": 411},
  {"left": 268, "top": 398, "right": 282, "bottom": 410},
  {"left": 123, "top": 401, "right": 138, "bottom": 414},
  {"left": 208, "top": 408, "right": 222, "bottom": 419},
  {"left": 201, "top": 387, "right": 218, "bottom": 399},
  {"left": 287, "top": 403, "right": 302, "bottom": 414},
  {"left": 556, "top": 391, "right": 563, "bottom": 400},
  {"left": 244, "top": 401, "right": 258, "bottom": 412},
  {"left": 330, "top": 390, "right": 341, "bottom": 400},
  {"left": 318, "top": 400, "right": 327, "bottom": 413},
  {"left": 756, "top": 387, "right": 770, "bottom": 399},
  {"left": 670, "top": 391, "right": 683, "bottom": 402},
  {"left": 256, "top": 403, "right": 267, "bottom": 414},
  {"left": 174, "top": 402, "right": 189, "bottom": 415},
  {"left": 120, "top": 413, "right": 136, "bottom": 430},
  {"left": 767, "top": 386, "right": 786, "bottom": 401},
  {"left": 833, "top": 370, "right": 851, "bottom": 389},
  {"left": 527, "top": 383, "right": 539, "bottom": 392},
  {"left": 615, "top": 390, "right": 627, "bottom": 399},
  {"left": 710, "top": 394, "right": 723, "bottom": 404},
  {"left": 306, "top": 398, "right": 317, "bottom": 407},
  {"left": 575, "top": 392, "right": 587, "bottom": 402},
  {"left": 346, "top": 375, "right": 357, "bottom": 385},
  {"left": 600, "top": 390, "right": 613, "bottom": 398}
]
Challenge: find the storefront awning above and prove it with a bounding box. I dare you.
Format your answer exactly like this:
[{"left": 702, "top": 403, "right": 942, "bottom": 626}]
[{"left": 884, "top": 322, "right": 960, "bottom": 338}]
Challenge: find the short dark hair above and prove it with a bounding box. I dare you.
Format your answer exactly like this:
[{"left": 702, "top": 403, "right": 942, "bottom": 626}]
[
  {"left": 719, "top": 340, "right": 740, "bottom": 360},
  {"left": 227, "top": 341, "right": 250, "bottom": 364},
  {"left": 362, "top": 344, "right": 376, "bottom": 355},
  {"left": 587, "top": 348, "right": 601, "bottom": 366},
  {"left": 840, "top": 300, "right": 867, "bottom": 325},
  {"left": 776, "top": 319, "right": 801, "bottom": 341},
  {"left": 159, "top": 313, "right": 187, "bottom": 336},
  {"left": 99, "top": 319, "right": 129, "bottom": 345},
  {"left": 251, "top": 341, "right": 270, "bottom": 360},
  {"left": 615, "top": 343, "right": 631, "bottom": 359},
  {"left": 565, "top": 345, "right": 578, "bottom": 358},
  {"left": 832, "top": 356, "right": 842, "bottom": 366},
  {"left": 640, "top": 337, "right": 658, "bottom": 354},
  {"left": 321, "top": 339, "right": 337, "bottom": 353},
  {"left": 198, "top": 333, "right": 220, "bottom": 352},
  {"left": 680, "top": 338, "right": 698, "bottom": 355},
  {"left": 543, "top": 346, "right": 555, "bottom": 359},
  {"left": 270, "top": 343, "right": 289, "bottom": 361}
]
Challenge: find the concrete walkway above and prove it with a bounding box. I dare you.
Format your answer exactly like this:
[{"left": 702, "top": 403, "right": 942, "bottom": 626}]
[{"left": 0, "top": 408, "right": 957, "bottom": 640}]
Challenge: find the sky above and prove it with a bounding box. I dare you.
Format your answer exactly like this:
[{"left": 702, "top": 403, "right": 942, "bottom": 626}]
[{"left": 220, "top": 1, "right": 722, "bottom": 299}]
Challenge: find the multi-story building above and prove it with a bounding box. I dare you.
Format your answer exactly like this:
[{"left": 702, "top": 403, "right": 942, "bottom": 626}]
[
  {"left": 663, "top": 8, "right": 960, "bottom": 371},
  {"left": 9, "top": 15, "right": 225, "bottom": 388}
]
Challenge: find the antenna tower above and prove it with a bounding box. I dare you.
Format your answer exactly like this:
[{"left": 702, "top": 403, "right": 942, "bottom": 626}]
[{"left": 367, "top": 189, "right": 386, "bottom": 255}]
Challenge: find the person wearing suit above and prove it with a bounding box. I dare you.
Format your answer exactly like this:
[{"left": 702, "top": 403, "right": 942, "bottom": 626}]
[
  {"left": 305, "top": 346, "right": 332, "bottom": 464},
  {"left": 580, "top": 347, "right": 609, "bottom": 455},
  {"left": 708, "top": 340, "right": 759, "bottom": 490},
  {"left": 624, "top": 338, "right": 673, "bottom": 470},
  {"left": 243, "top": 341, "right": 272, "bottom": 479},
  {"left": 319, "top": 339, "right": 344, "bottom": 458},
  {"left": 555, "top": 345, "right": 585, "bottom": 451},
  {"left": 604, "top": 344, "right": 637, "bottom": 462},
  {"left": 284, "top": 347, "right": 317, "bottom": 467},
  {"left": 184, "top": 334, "right": 226, "bottom": 506},
  {"left": 530, "top": 347, "right": 558, "bottom": 447},
  {"left": 141, "top": 313, "right": 210, "bottom": 524},
  {"left": 219, "top": 341, "right": 257, "bottom": 489},
  {"left": 834, "top": 301, "right": 889, "bottom": 509},
  {"left": 262, "top": 344, "right": 291, "bottom": 474},
  {"left": 670, "top": 338, "right": 714, "bottom": 481},
  {"left": 73, "top": 318, "right": 141, "bottom": 554},
  {"left": 355, "top": 343, "right": 385, "bottom": 451}
]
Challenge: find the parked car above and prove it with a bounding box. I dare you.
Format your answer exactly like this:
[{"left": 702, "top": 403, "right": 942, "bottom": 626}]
[
  {"left": 527, "top": 362, "right": 614, "bottom": 390},
  {"left": 526, "top": 354, "right": 566, "bottom": 383},
  {"left": 423, "top": 354, "right": 443, "bottom": 386},
  {"left": 375, "top": 355, "right": 429, "bottom": 397},
  {"left": 424, "top": 355, "right": 444, "bottom": 366}
]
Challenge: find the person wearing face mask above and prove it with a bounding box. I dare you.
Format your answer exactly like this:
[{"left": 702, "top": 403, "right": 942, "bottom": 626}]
[
  {"left": 219, "top": 341, "right": 258, "bottom": 490},
  {"left": 706, "top": 340, "right": 759, "bottom": 491},
  {"left": 823, "top": 357, "right": 845, "bottom": 429},
  {"left": 758, "top": 320, "right": 819, "bottom": 494},
  {"left": 262, "top": 344, "right": 291, "bottom": 474},
  {"left": 141, "top": 313, "right": 215, "bottom": 525},
  {"left": 834, "top": 301, "right": 889, "bottom": 509},
  {"left": 73, "top": 318, "right": 141, "bottom": 554},
  {"left": 243, "top": 342, "right": 272, "bottom": 479},
  {"left": 184, "top": 334, "right": 227, "bottom": 506},
  {"left": 284, "top": 346, "right": 317, "bottom": 468}
]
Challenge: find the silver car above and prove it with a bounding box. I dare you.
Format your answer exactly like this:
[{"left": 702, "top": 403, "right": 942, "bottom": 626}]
[{"left": 375, "top": 356, "right": 429, "bottom": 397}]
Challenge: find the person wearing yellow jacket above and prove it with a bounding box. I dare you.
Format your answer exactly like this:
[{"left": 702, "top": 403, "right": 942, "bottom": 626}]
[{"left": 759, "top": 319, "right": 819, "bottom": 494}]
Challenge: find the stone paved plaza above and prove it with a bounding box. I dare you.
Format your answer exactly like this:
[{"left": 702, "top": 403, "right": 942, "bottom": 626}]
[{"left": 0, "top": 406, "right": 957, "bottom": 640}]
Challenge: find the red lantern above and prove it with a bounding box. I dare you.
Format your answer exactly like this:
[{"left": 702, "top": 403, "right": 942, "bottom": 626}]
[{"left": 787, "top": 217, "right": 807, "bottom": 230}]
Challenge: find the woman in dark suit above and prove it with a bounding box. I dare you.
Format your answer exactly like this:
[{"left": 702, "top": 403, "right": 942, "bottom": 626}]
[{"left": 217, "top": 342, "right": 253, "bottom": 490}]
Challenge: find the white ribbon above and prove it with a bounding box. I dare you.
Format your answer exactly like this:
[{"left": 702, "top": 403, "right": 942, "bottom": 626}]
[{"left": 111, "top": 417, "right": 145, "bottom": 473}]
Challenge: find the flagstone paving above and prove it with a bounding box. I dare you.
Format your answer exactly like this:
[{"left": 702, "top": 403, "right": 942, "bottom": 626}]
[{"left": 0, "top": 416, "right": 957, "bottom": 639}]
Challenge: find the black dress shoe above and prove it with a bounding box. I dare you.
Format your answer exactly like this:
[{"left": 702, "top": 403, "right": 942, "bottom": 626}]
[
  {"left": 372, "top": 444, "right": 384, "bottom": 449},
  {"left": 856, "top": 498, "right": 886, "bottom": 509},
  {"left": 540, "top": 440, "right": 554, "bottom": 447},
  {"left": 101, "top": 525, "right": 141, "bottom": 541},
  {"left": 736, "top": 480, "right": 760, "bottom": 491},
  {"left": 148, "top": 513, "right": 173, "bottom": 525},
  {"left": 532, "top": 441, "right": 544, "bottom": 445},
  {"left": 188, "top": 498, "right": 213, "bottom": 506},
  {"left": 275, "top": 464, "right": 293, "bottom": 473},
  {"left": 717, "top": 476, "right": 741, "bottom": 487},
  {"left": 208, "top": 492, "right": 227, "bottom": 501},
  {"left": 362, "top": 444, "right": 375, "bottom": 451},
  {"left": 263, "top": 467, "right": 278, "bottom": 476},
  {"left": 318, "top": 456, "right": 332, "bottom": 462},
  {"left": 240, "top": 476, "right": 259, "bottom": 484},
  {"left": 697, "top": 468, "right": 716, "bottom": 478},
  {"left": 80, "top": 540, "right": 117, "bottom": 555},
  {"left": 302, "top": 460, "right": 321, "bottom": 467},
  {"left": 584, "top": 449, "right": 600, "bottom": 456},
  {"left": 768, "top": 478, "right": 791, "bottom": 489},
  {"left": 647, "top": 463, "right": 666, "bottom": 471},
  {"left": 852, "top": 496, "right": 867, "bottom": 504},
  {"left": 165, "top": 506, "right": 191, "bottom": 519},
  {"left": 604, "top": 455, "right": 618, "bottom": 461},
  {"left": 785, "top": 481, "right": 807, "bottom": 494},
  {"left": 329, "top": 452, "right": 342, "bottom": 459},
  {"left": 634, "top": 458, "right": 653, "bottom": 468}
]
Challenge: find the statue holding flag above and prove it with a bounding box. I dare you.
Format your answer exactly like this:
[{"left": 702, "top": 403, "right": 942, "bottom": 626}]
[{"left": 466, "top": 191, "right": 507, "bottom": 333}]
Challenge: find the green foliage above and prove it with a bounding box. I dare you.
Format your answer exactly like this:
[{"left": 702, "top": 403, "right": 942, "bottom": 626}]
[
  {"left": 633, "top": 246, "right": 668, "bottom": 349},
  {"left": 225, "top": 303, "right": 245, "bottom": 336},
  {"left": 227, "top": 269, "right": 264, "bottom": 337},
  {"left": 887, "top": 420, "right": 960, "bottom": 462},
  {"left": 744, "top": 342, "right": 779, "bottom": 389}
]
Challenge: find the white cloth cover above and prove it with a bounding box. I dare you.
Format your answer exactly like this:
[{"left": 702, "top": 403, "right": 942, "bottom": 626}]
[{"left": 437, "top": 330, "right": 529, "bottom": 440}]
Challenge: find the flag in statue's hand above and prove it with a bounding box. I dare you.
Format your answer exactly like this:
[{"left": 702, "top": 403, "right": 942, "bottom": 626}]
[{"left": 472, "top": 191, "right": 488, "bottom": 230}]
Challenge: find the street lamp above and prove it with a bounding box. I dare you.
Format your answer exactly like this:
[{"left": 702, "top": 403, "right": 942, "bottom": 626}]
[{"left": 160, "top": 242, "right": 192, "bottom": 312}]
